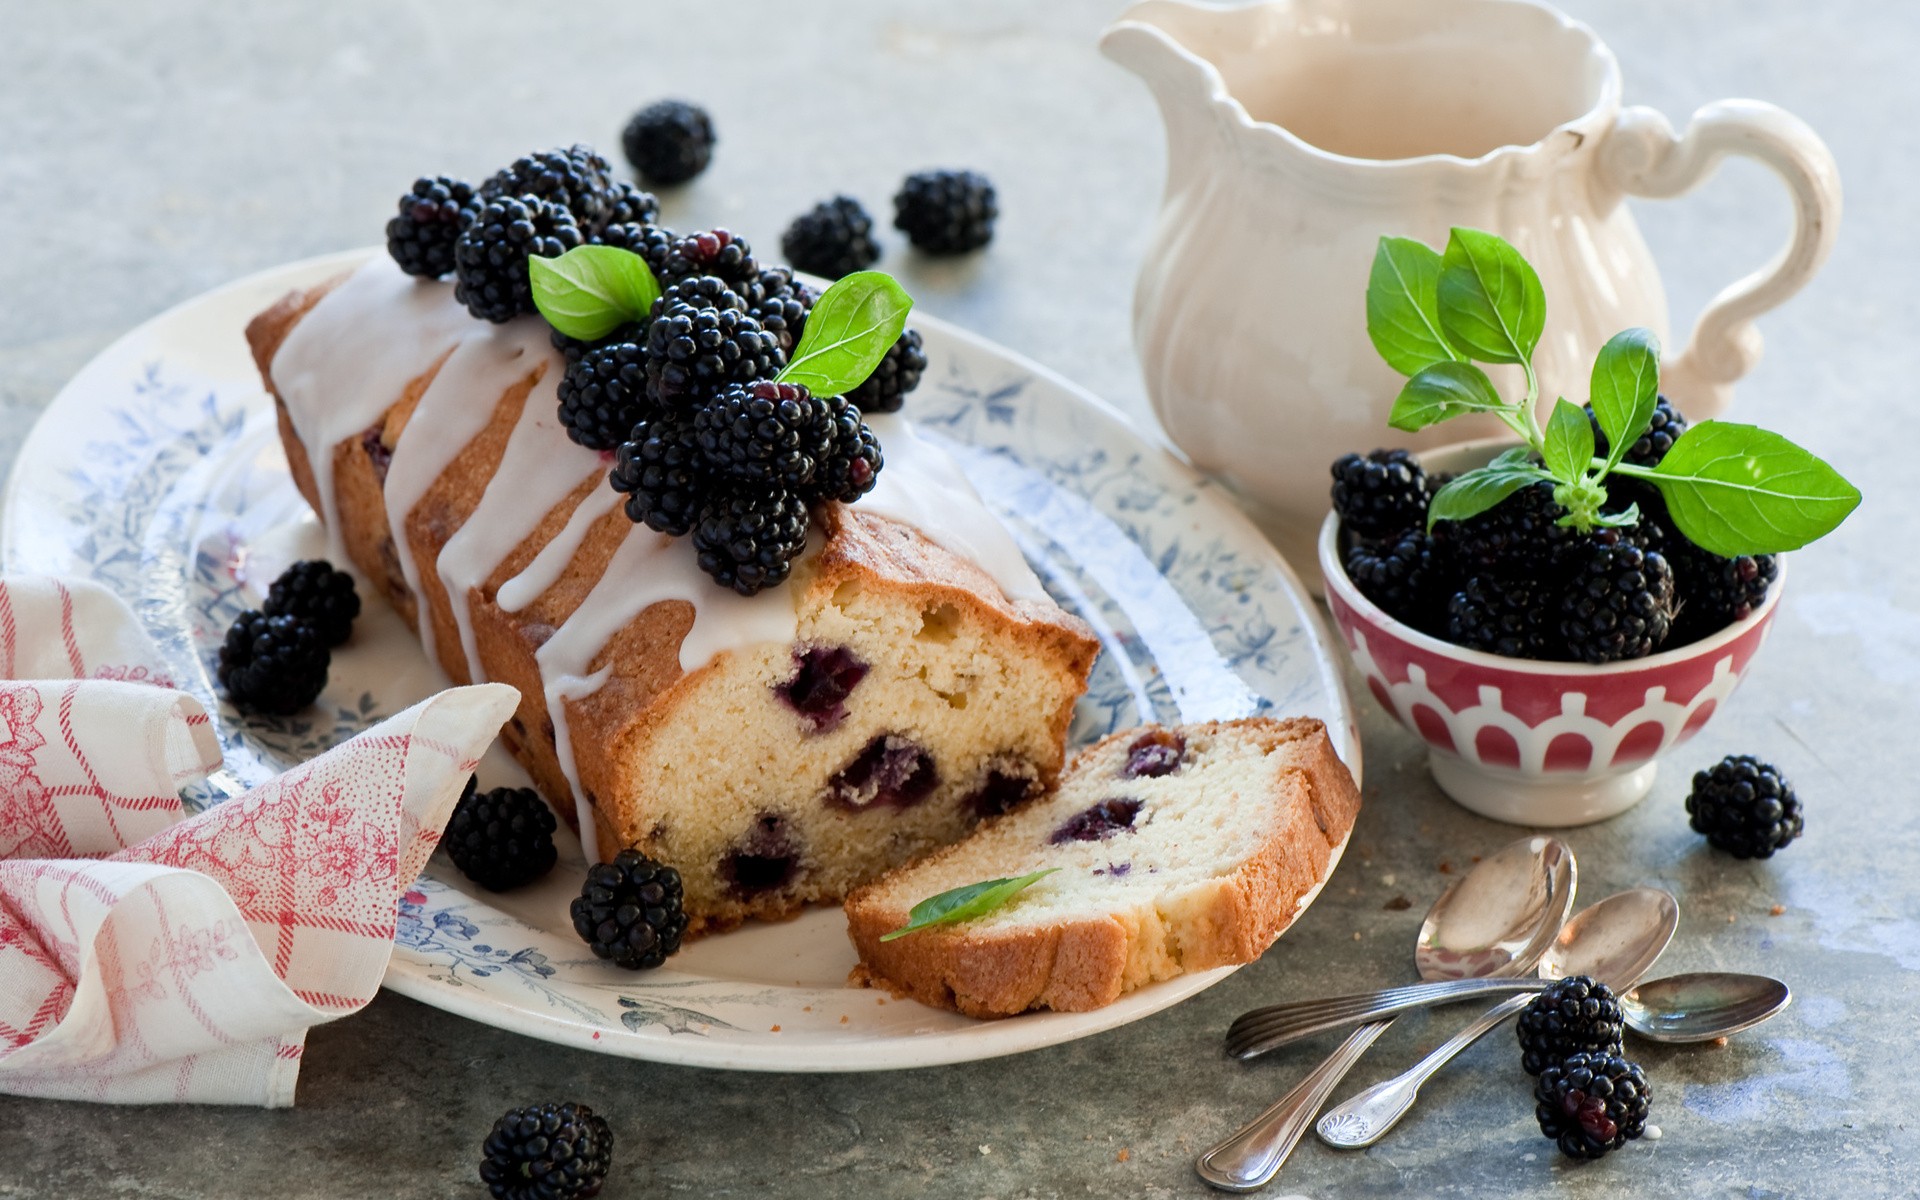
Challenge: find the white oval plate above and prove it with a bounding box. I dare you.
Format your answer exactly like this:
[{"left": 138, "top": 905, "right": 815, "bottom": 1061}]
[{"left": 1, "top": 250, "right": 1358, "bottom": 1071}]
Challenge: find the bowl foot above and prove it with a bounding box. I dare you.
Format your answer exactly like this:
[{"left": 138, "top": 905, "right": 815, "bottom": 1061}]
[{"left": 1427, "top": 752, "right": 1657, "bottom": 827}]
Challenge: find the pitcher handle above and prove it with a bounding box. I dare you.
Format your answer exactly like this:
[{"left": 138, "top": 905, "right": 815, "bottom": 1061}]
[{"left": 1596, "top": 100, "right": 1841, "bottom": 419}]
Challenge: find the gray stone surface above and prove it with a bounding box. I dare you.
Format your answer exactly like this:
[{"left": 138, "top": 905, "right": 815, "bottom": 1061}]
[{"left": 0, "top": 0, "right": 1914, "bottom": 1196}]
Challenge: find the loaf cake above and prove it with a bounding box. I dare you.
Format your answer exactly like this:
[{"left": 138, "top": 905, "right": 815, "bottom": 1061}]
[
  {"left": 845, "top": 717, "right": 1361, "bottom": 1016},
  {"left": 246, "top": 256, "right": 1100, "bottom": 932}
]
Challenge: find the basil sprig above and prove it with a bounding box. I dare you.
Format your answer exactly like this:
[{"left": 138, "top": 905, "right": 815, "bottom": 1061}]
[
  {"left": 776, "top": 271, "right": 914, "bottom": 397},
  {"left": 878, "top": 868, "right": 1058, "bottom": 942},
  {"left": 528, "top": 245, "right": 661, "bottom": 341},
  {"left": 1365, "top": 228, "right": 1860, "bottom": 555}
]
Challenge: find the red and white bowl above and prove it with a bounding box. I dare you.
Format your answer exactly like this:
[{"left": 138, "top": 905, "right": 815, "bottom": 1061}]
[{"left": 1319, "top": 481, "right": 1784, "bottom": 827}]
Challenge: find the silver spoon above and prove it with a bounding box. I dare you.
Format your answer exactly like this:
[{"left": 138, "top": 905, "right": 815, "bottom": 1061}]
[
  {"left": 1621, "top": 971, "right": 1792, "bottom": 1043},
  {"left": 1194, "top": 835, "right": 1575, "bottom": 1192},
  {"left": 1315, "top": 887, "right": 1679, "bottom": 1149}
]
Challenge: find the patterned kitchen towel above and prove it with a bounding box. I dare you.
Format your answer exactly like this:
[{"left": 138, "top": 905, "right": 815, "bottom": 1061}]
[{"left": 0, "top": 575, "right": 517, "bottom": 1105}]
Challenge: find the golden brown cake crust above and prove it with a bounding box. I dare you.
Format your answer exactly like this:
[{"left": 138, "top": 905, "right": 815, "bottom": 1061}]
[{"left": 843, "top": 717, "right": 1361, "bottom": 1017}]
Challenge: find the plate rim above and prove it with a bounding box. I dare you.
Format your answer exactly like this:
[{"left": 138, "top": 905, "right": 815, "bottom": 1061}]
[{"left": 1, "top": 247, "right": 1361, "bottom": 1072}]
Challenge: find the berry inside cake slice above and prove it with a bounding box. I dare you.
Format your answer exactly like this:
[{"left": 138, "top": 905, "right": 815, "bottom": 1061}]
[{"left": 844, "top": 717, "right": 1361, "bottom": 1016}]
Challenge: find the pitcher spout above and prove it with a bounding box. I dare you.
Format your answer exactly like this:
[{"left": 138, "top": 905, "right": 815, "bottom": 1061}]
[{"left": 1099, "top": 1, "right": 1236, "bottom": 195}]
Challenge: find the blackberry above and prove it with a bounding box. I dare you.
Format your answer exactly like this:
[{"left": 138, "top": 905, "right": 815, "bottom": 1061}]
[
  {"left": 570, "top": 848, "right": 689, "bottom": 970},
  {"left": 444, "top": 779, "right": 558, "bottom": 892},
  {"left": 262, "top": 559, "right": 360, "bottom": 647},
  {"left": 621, "top": 99, "right": 715, "bottom": 186},
  {"left": 1686, "top": 755, "right": 1803, "bottom": 858},
  {"left": 844, "top": 328, "right": 927, "bottom": 414},
  {"left": 644, "top": 290, "right": 783, "bottom": 408},
  {"left": 693, "top": 488, "right": 811, "bottom": 596},
  {"left": 386, "top": 176, "right": 476, "bottom": 279},
  {"left": 556, "top": 324, "right": 650, "bottom": 451},
  {"left": 781, "top": 195, "right": 880, "bottom": 280},
  {"left": 1558, "top": 532, "right": 1675, "bottom": 663},
  {"left": 748, "top": 268, "right": 814, "bottom": 354},
  {"left": 1533, "top": 1052, "right": 1652, "bottom": 1161},
  {"left": 481, "top": 145, "right": 617, "bottom": 230},
  {"left": 454, "top": 195, "right": 585, "bottom": 323},
  {"left": 661, "top": 228, "right": 758, "bottom": 290},
  {"left": 1345, "top": 531, "right": 1443, "bottom": 632},
  {"left": 591, "top": 220, "right": 677, "bottom": 282},
  {"left": 1589, "top": 393, "right": 1688, "bottom": 468},
  {"left": 479, "top": 1100, "right": 613, "bottom": 1200},
  {"left": 602, "top": 181, "right": 659, "bottom": 227},
  {"left": 1330, "top": 449, "right": 1429, "bottom": 541},
  {"left": 894, "top": 169, "right": 997, "bottom": 255},
  {"left": 1439, "top": 481, "right": 1582, "bottom": 575},
  {"left": 1447, "top": 574, "right": 1562, "bottom": 659},
  {"left": 610, "top": 411, "right": 704, "bottom": 537},
  {"left": 694, "top": 380, "right": 832, "bottom": 490},
  {"left": 1668, "top": 543, "right": 1779, "bottom": 643},
  {"left": 809, "top": 395, "right": 883, "bottom": 503},
  {"left": 1516, "top": 976, "right": 1626, "bottom": 1075},
  {"left": 217, "top": 610, "right": 329, "bottom": 715}
]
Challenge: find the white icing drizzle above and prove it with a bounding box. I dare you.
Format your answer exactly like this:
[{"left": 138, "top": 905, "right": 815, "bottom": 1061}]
[
  {"left": 382, "top": 317, "right": 552, "bottom": 668},
  {"left": 496, "top": 483, "right": 623, "bottom": 614},
  {"left": 269, "top": 258, "right": 472, "bottom": 566},
  {"left": 861, "top": 413, "right": 1049, "bottom": 606},
  {"left": 434, "top": 367, "right": 600, "bottom": 681}
]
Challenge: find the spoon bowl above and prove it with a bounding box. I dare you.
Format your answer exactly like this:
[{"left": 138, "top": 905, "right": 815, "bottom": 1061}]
[
  {"left": 1414, "top": 835, "right": 1579, "bottom": 983},
  {"left": 1621, "top": 972, "right": 1792, "bottom": 1043},
  {"left": 1537, "top": 886, "right": 1680, "bottom": 989}
]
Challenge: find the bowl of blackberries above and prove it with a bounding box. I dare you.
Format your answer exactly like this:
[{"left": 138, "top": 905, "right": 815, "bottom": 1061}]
[{"left": 1319, "top": 230, "right": 1860, "bottom": 826}]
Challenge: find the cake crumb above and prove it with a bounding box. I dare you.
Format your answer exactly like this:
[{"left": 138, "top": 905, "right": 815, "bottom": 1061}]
[
  {"left": 1770, "top": 904, "right": 1786, "bottom": 916},
  {"left": 1470, "top": 854, "right": 1482, "bottom": 863},
  {"left": 1352, "top": 931, "right": 1363, "bottom": 941},
  {"left": 1116, "top": 1149, "right": 1131, "bottom": 1163},
  {"left": 1437, "top": 860, "right": 1453, "bottom": 874},
  {"left": 1384, "top": 895, "right": 1412, "bottom": 911},
  {"left": 1727, "top": 914, "right": 1737, "bottom": 924},
  {"left": 979, "top": 1145, "right": 992, "bottom": 1156},
  {"left": 769, "top": 1025, "right": 781, "bottom": 1033},
  {"left": 840, "top": 1015, "right": 850, "bottom": 1024},
  {"left": 803, "top": 1005, "right": 813, "bottom": 1012},
  {"left": 1712, "top": 1036, "right": 1729, "bottom": 1047}
]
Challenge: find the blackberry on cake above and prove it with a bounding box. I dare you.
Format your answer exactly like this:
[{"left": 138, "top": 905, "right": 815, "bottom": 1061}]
[
  {"left": 660, "top": 228, "right": 758, "bottom": 290},
  {"left": 1588, "top": 393, "right": 1688, "bottom": 468},
  {"left": 262, "top": 559, "right": 360, "bottom": 647},
  {"left": 642, "top": 279, "right": 783, "bottom": 408},
  {"left": 1533, "top": 1052, "right": 1652, "bottom": 1160},
  {"left": 846, "top": 718, "right": 1360, "bottom": 1016},
  {"left": 692, "top": 487, "right": 811, "bottom": 596},
  {"left": 1686, "top": 755, "right": 1803, "bottom": 858},
  {"left": 454, "top": 195, "right": 586, "bottom": 323},
  {"left": 480, "top": 145, "right": 618, "bottom": 231},
  {"left": 621, "top": 99, "right": 715, "bottom": 185},
  {"left": 602, "top": 180, "right": 660, "bottom": 227},
  {"left": 556, "top": 324, "right": 651, "bottom": 451},
  {"left": 590, "top": 220, "right": 677, "bottom": 282},
  {"left": 747, "top": 268, "right": 815, "bottom": 355},
  {"left": 1516, "top": 975, "right": 1626, "bottom": 1075},
  {"left": 444, "top": 778, "right": 559, "bottom": 893},
  {"left": 809, "top": 395, "right": 883, "bottom": 502},
  {"left": 693, "top": 380, "right": 832, "bottom": 491},
  {"left": 1344, "top": 531, "right": 1443, "bottom": 632},
  {"left": 1447, "top": 574, "right": 1561, "bottom": 659},
  {"left": 386, "top": 176, "right": 476, "bottom": 279},
  {"left": 479, "top": 1100, "right": 613, "bottom": 1200},
  {"left": 1330, "top": 448, "right": 1429, "bottom": 541},
  {"left": 893, "top": 169, "right": 997, "bottom": 255},
  {"left": 609, "top": 411, "right": 704, "bottom": 537},
  {"left": 845, "top": 328, "right": 927, "bottom": 415},
  {"left": 217, "top": 610, "right": 329, "bottom": 715},
  {"left": 782, "top": 195, "right": 881, "bottom": 280},
  {"left": 1558, "top": 531, "right": 1675, "bottom": 663},
  {"left": 571, "top": 849, "right": 689, "bottom": 970}
]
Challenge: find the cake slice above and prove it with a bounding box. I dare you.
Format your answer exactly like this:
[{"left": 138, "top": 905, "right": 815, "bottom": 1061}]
[{"left": 845, "top": 717, "right": 1361, "bottom": 1016}]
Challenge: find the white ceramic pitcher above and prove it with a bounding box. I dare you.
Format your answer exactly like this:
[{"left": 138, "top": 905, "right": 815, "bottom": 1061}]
[{"left": 1101, "top": 0, "right": 1841, "bottom": 582}]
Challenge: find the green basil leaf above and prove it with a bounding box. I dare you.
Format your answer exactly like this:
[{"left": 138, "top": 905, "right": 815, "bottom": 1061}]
[
  {"left": 1490, "top": 445, "right": 1535, "bottom": 469},
  {"left": 1436, "top": 228, "right": 1547, "bottom": 365},
  {"left": 1428, "top": 462, "right": 1554, "bottom": 528},
  {"left": 1387, "top": 361, "right": 1507, "bottom": 432},
  {"left": 777, "top": 271, "right": 914, "bottom": 397},
  {"left": 1366, "top": 236, "right": 1463, "bottom": 377},
  {"left": 878, "top": 868, "right": 1059, "bottom": 942},
  {"left": 1645, "top": 421, "right": 1862, "bottom": 556},
  {"left": 528, "top": 245, "right": 660, "bottom": 341},
  {"left": 1589, "top": 328, "right": 1661, "bottom": 472},
  {"left": 1589, "top": 502, "right": 1642, "bottom": 529},
  {"left": 1541, "top": 398, "right": 1595, "bottom": 484}
]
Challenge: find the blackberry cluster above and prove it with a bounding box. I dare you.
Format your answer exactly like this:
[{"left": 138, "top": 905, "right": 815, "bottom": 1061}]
[
  {"left": 479, "top": 1101, "right": 613, "bottom": 1200},
  {"left": 570, "top": 849, "right": 689, "bottom": 970},
  {"left": 263, "top": 560, "right": 359, "bottom": 647},
  {"left": 1331, "top": 449, "right": 1430, "bottom": 541},
  {"left": 1533, "top": 1053, "right": 1652, "bottom": 1160},
  {"left": 443, "top": 778, "right": 559, "bottom": 892},
  {"left": 1516, "top": 976, "right": 1626, "bottom": 1076},
  {"left": 1589, "top": 393, "right": 1687, "bottom": 468},
  {"left": 894, "top": 169, "right": 997, "bottom": 254},
  {"left": 846, "top": 329, "right": 927, "bottom": 414},
  {"left": 621, "top": 99, "right": 715, "bottom": 185},
  {"left": 1344, "top": 531, "right": 1439, "bottom": 633},
  {"left": 1558, "top": 532, "right": 1675, "bottom": 664},
  {"left": 661, "top": 228, "right": 759, "bottom": 291},
  {"left": 386, "top": 176, "right": 476, "bottom": 279},
  {"left": 749, "top": 268, "right": 815, "bottom": 354},
  {"left": 1686, "top": 755, "right": 1803, "bottom": 858},
  {"left": 218, "top": 611, "right": 329, "bottom": 716},
  {"left": 644, "top": 275, "right": 784, "bottom": 406},
  {"left": 554, "top": 324, "right": 648, "bottom": 452},
  {"left": 1447, "top": 573, "right": 1559, "bottom": 659},
  {"left": 782, "top": 196, "right": 880, "bottom": 279}
]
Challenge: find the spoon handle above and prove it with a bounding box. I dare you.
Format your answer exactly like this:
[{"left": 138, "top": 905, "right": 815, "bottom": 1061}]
[
  {"left": 1196, "top": 1020, "right": 1390, "bottom": 1191},
  {"left": 1227, "top": 978, "right": 1547, "bottom": 1059},
  {"left": 1314, "top": 993, "right": 1533, "bottom": 1149}
]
